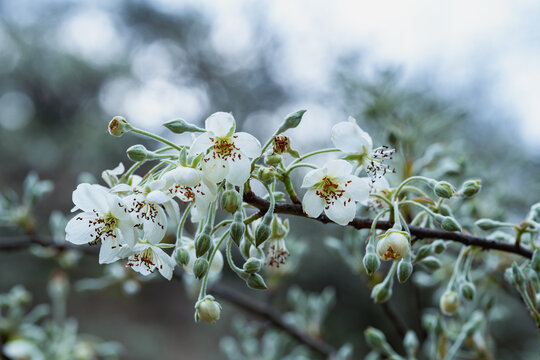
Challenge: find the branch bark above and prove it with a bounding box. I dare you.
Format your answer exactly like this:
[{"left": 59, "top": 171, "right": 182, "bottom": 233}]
[{"left": 243, "top": 191, "right": 533, "bottom": 259}]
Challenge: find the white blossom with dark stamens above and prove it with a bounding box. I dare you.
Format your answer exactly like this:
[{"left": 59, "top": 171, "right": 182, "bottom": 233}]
[{"left": 126, "top": 242, "right": 177, "bottom": 280}]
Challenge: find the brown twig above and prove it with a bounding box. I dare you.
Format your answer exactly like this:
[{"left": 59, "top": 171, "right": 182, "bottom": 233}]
[{"left": 243, "top": 191, "right": 533, "bottom": 259}]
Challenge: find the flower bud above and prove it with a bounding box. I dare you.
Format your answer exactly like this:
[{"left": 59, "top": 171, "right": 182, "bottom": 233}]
[
  {"left": 255, "top": 219, "right": 271, "bottom": 247},
  {"left": 174, "top": 247, "right": 190, "bottom": 266},
  {"left": 441, "top": 216, "right": 461, "bottom": 232},
  {"left": 243, "top": 257, "right": 262, "bottom": 274},
  {"left": 460, "top": 179, "right": 481, "bottom": 198},
  {"left": 163, "top": 118, "right": 204, "bottom": 134},
  {"left": 195, "top": 233, "right": 211, "bottom": 258},
  {"left": 420, "top": 256, "right": 441, "bottom": 270},
  {"left": 511, "top": 262, "right": 525, "bottom": 286},
  {"left": 264, "top": 153, "right": 282, "bottom": 166},
  {"left": 258, "top": 167, "right": 276, "bottom": 185},
  {"left": 276, "top": 109, "right": 307, "bottom": 134},
  {"left": 432, "top": 240, "right": 446, "bottom": 254},
  {"left": 415, "top": 244, "right": 432, "bottom": 261},
  {"left": 221, "top": 189, "right": 240, "bottom": 214},
  {"left": 246, "top": 273, "right": 267, "bottom": 290},
  {"left": 108, "top": 116, "right": 132, "bottom": 137},
  {"left": 440, "top": 290, "right": 459, "bottom": 315},
  {"left": 475, "top": 218, "right": 506, "bottom": 231},
  {"left": 434, "top": 181, "right": 455, "bottom": 199},
  {"left": 371, "top": 282, "right": 392, "bottom": 303},
  {"left": 531, "top": 249, "right": 540, "bottom": 273},
  {"left": 230, "top": 219, "right": 246, "bottom": 246},
  {"left": 459, "top": 280, "right": 476, "bottom": 301},
  {"left": 364, "top": 327, "right": 387, "bottom": 349},
  {"left": 240, "top": 238, "right": 252, "bottom": 259},
  {"left": 193, "top": 258, "right": 209, "bottom": 279},
  {"left": 376, "top": 230, "right": 410, "bottom": 261},
  {"left": 127, "top": 144, "right": 151, "bottom": 162},
  {"left": 397, "top": 258, "right": 413, "bottom": 283},
  {"left": 403, "top": 331, "right": 419, "bottom": 358},
  {"left": 363, "top": 252, "right": 380, "bottom": 275},
  {"left": 195, "top": 296, "right": 221, "bottom": 323}
]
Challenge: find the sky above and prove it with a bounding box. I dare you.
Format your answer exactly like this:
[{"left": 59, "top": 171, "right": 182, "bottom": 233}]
[{"left": 2, "top": 0, "right": 539, "bottom": 151}]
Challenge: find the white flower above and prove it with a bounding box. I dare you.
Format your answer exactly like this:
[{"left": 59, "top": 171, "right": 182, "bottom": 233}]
[
  {"left": 188, "top": 112, "right": 261, "bottom": 186},
  {"left": 331, "top": 117, "right": 394, "bottom": 178},
  {"left": 66, "top": 184, "right": 136, "bottom": 264},
  {"left": 301, "top": 160, "right": 370, "bottom": 225},
  {"left": 126, "top": 242, "right": 176, "bottom": 280},
  {"left": 164, "top": 166, "right": 217, "bottom": 223},
  {"left": 101, "top": 162, "right": 125, "bottom": 187},
  {"left": 180, "top": 237, "right": 223, "bottom": 276},
  {"left": 376, "top": 230, "right": 410, "bottom": 261}
]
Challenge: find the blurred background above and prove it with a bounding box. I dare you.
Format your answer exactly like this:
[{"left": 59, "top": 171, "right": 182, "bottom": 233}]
[{"left": 1, "top": 0, "right": 540, "bottom": 358}]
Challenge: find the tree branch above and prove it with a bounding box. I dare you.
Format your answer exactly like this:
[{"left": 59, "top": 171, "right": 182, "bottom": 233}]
[{"left": 243, "top": 191, "right": 533, "bottom": 259}]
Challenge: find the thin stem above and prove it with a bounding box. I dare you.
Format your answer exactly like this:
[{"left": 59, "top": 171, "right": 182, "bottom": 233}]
[
  {"left": 226, "top": 238, "right": 245, "bottom": 277},
  {"left": 131, "top": 127, "right": 182, "bottom": 151},
  {"left": 199, "top": 230, "right": 230, "bottom": 299},
  {"left": 175, "top": 202, "right": 193, "bottom": 248},
  {"left": 285, "top": 163, "right": 318, "bottom": 173},
  {"left": 393, "top": 176, "right": 434, "bottom": 202},
  {"left": 285, "top": 148, "right": 340, "bottom": 174}
]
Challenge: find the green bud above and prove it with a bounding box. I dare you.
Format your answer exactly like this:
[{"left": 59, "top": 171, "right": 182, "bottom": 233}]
[
  {"left": 460, "top": 179, "right": 482, "bottom": 198},
  {"left": 531, "top": 249, "right": 540, "bottom": 273},
  {"left": 258, "top": 167, "right": 276, "bottom": 185},
  {"left": 504, "top": 267, "right": 516, "bottom": 285},
  {"left": 415, "top": 244, "right": 432, "bottom": 261},
  {"left": 126, "top": 144, "right": 151, "bottom": 162},
  {"left": 459, "top": 281, "right": 476, "bottom": 301},
  {"left": 174, "top": 247, "right": 190, "bottom": 266},
  {"left": 441, "top": 216, "right": 461, "bottom": 232},
  {"left": 255, "top": 221, "right": 271, "bottom": 247},
  {"left": 512, "top": 262, "right": 525, "bottom": 286},
  {"left": 371, "top": 283, "right": 391, "bottom": 304},
  {"left": 403, "top": 331, "right": 419, "bottom": 358},
  {"left": 276, "top": 109, "right": 306, "bottom": 134},
  {"left": 108, "top": 116, "right": 133, "bottom": 137},
  {"left": 195, "top": 296, "right": 221, "bottom": 323},
  {"left": 363, "top": 252, "right": 380, "bottom": 275},
  {"left": 195, "top": 233, "right": 211, "bottom": 258},
  {"left": 230, "top": 220, "right": 246, "bottom": 246},
  {"left": 264, "top": 153, "right": 282, "bottom": 166},
  {"left": 421, "top": 256, "right": 441, "bottom": 270},
  {"left": 440, "top": 290, "right": 459, "bottom": 315},
  {"left": 434, "top": 181, "right": 455, "bottom": 199},
  {"left": 243, "top": 257, "right": 262, "bottom": 274},
  {"left": 364, "top": 327, "right": 387, "bottom": 349},
  {"left": 246, "top": 273, "right": 267, "bottom": 290},
  {"left": 221, "top": 189, "right": 240, "bottom": 214},
  {"left": 239, "top": 238, "right": 252, "bottom": 259},
  {"left": 193, "top": 258, "right": 209, "bottom": 279},
  {"left": 398, "top": 258, "right": 413, "bottom": 283},
  {"left": 179, "top": 146, "right": 188, "bottom": 166},
  {"left": 163, "top": 118, "right": 204, "bottom": 134},
  {"left": 439, "top": 204, "right": 454, "bottom": 217},
  {"left": 432, "top": 240, "right": 447, "bottom": 254},
  {"left": 475, "top": 218, "right": 507, "bottom": 231}
]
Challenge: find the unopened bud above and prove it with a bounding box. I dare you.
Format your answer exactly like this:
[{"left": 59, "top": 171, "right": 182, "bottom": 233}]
[
  {"left": 432, "top": 240, "right": 447, "bottom": 254},
  {"left": 163, "top": 118, "right": 204, "bottom": 134},
  {"left": 240, "top": 239, "right": 252, "bottom": 259},
  {"left": 460, "top": 179, "right": 481, "bottom": 198},
  {"left": 264, "top": 153, "right": 282, "bottom": 166},
  {"left": 221, "top": 189, "right": 240, "bottom": 214},
  {"left": 195, "top": 296, "right": 221, "bottom": 323},
  {"left": 512, "top": 262, "right": 525, "bottom": 286},
  {"left": 403, "top": 331, "right": 419, "bottom": 358},
  {"left": 230, "top": 220, "right": 246, "bottom": 246},
  {"left": 127, "top": 144, "right": 151, "bottom": 162},
  {"left": 364, "top": 327, "right": 387, "bottom": 349},
  {"left": 246, "top": 273, "right": 267, "bottom": 290},
  {"left": 174, "top": 247, "right": 190, "bottom": 266},
  {"left": 276, "top": 109, "right": 306, "bottom": 134},
  {"left": 441, "top": 216, "right": 461, "bottom": 232},
  {"left": 398, "top": 258, "right": 413, "bottom": 283},
  {"left": 531, "top": 250, "right": 540, "bottom": 273},
  {"left": 255, "top": 220, "right": 271, "bottom": 247},
  {"left": 371, "top": 282, "right": 392, "bottom": 304},
  {"left": 243, "top": 258, "right": 262, "bottom": 274},
  {"left": 195, "top": 233, "right": 211, "bottom": 257},
  {"left": 376, "top": 230, "right": 410, "bottom": 261},
  {"left": 434, "top": 181, "right": 455, "bottom": 199},
  {"left": 363, "top": 252, "right": 380, "bottom": 275},
  {"left": 108, "top": 116, "right": 132, "bottom": 137},
  {"left": 415, "top": 244, "right": 432, "bottom": 261},
  {"left": 440, "top": 290, "right": 459, "bottom": 315},
  {"left": 459, "top": 281, "right": 476, "bottom": 301},
  {"left": 421, "top": 256, "right": 441, "bottom": 270},
  {"left": 475, "top": 218, "right": 506, "bottom": 231},
  {"left": 193, "top": 258, "right": 209, "bottom": 279},
  {"left": 258, "top": 167, "right": 276, "bottom": 185}
]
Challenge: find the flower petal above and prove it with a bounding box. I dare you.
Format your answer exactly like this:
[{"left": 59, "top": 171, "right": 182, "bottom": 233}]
[
  {"left": 99, "top": 237, "right": 131, "bottom": 264},
  {"left": 189, "top": 132, "right": 213, "bottom": 157},
  {"left": 166, "top": 167, "right": 201, "bottom": 187},
  {"left": 72, "top": 183, "right": 111, "bottom": 213},
  {"left": 146, "top": 190, "right": 170, "bottom": 204},
  {"left": 331, "top": 121, "right": 373, "bottom": 154},
  {"left": 233, "top": 132, "right": 261, "bottom": 158},
  {"left": 65, "top": 212, "right": 96, "bottom": 245},
  {"left": 202, "top": 155, "right": 229, "bottom": 184},
  {"left": 205, "top": 112, "right": 234, "bottom": 137},
  {"left": 302, "top": 189, "right": 325, "bottom": 218},
  {"left": 143, "top": 205, "right": 167, "bottom": 244},
  {"left": 153, "top": 246, "right": 176, "bottom": 280},
  {"left": 225, "top": 156, "right": 251, "bottom": 186},
  {"left": 325, "top": 159, "right": 353, "bottom": 176},
  {"left": 345, "top": 176, "right": 370, "bottom": 203},
  {"left": 325, "top": 197, "right": 356, "bottom": 225},
  {"left": 301, "top": 168, "right": 325, "bottom": 188}
]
